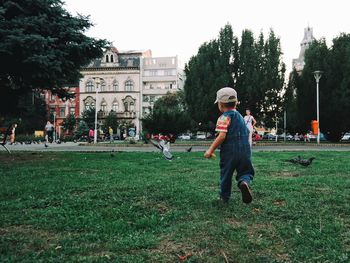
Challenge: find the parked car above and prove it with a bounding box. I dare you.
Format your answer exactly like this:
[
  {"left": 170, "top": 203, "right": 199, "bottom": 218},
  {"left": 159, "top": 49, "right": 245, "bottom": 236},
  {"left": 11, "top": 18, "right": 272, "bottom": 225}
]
[
  {"left": 308, "top": 133, "right": 327, "bottom": 141},
  {"left": 178, "top": 134, "right": 191, "bottom": 140},
  {"left": 196, "top": 134, "right": 206, "bottom": 140},
  {"left": 341, "top": 132, "right": 350, "bottom": 141}
]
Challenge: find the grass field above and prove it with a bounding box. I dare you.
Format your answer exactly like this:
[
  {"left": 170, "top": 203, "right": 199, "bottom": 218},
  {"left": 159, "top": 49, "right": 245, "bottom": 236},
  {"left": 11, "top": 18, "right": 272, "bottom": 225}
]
[{"left": 1, "top": 151, "right": 349, "bottom": 262}]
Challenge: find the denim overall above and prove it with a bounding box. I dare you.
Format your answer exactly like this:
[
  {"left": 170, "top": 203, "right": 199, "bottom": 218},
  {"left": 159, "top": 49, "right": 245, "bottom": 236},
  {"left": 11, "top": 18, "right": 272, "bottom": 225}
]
[{"left": 219, "top": 110, "right": 255, "bottom": 201}]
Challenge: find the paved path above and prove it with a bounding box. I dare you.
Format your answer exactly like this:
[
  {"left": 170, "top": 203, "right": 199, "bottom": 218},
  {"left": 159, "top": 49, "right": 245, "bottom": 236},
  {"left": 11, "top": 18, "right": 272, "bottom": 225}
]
[{"left": 2, "top": 142, "right": 350, "bottom": 153}]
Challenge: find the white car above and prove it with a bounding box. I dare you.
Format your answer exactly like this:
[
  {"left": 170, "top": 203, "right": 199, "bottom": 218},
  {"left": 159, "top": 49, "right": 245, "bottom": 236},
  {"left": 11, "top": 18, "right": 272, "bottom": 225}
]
[
  {"left": 341, "top": 132, "right": 350, "bottom": 141},
  {"left": 196, "top": 134, "right": 206, "bottom": 140},
  {"left": 178, "top": 134, "right": 191, "bottom": 140}
]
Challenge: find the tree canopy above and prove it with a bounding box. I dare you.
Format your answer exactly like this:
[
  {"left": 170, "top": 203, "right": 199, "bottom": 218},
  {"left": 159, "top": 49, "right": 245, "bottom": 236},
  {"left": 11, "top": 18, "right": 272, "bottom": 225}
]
[
  {"left": 184, "top": 24, "right": 285, "bottom": 131},
  {"left": 290, "top": 34, "right": 350, "bottom": 141},
  {"left": 142, "top": 92, "right": 191, "bottom": 136},
  {"left": 0, "top": 0, "right": 108, "bottom": 114}
]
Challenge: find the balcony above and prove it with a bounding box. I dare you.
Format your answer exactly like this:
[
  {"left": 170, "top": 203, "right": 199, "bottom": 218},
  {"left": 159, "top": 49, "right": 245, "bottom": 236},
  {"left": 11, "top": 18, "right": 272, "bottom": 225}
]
[{"left": 97, "top": 110, "right": 136, "bottom": 119}]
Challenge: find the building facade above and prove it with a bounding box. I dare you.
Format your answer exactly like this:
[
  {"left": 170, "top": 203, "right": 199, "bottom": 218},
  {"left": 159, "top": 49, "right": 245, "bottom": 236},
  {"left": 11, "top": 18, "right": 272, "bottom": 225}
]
[
  {"left": 44, "top": 86, "right": 80, "bottom": 134},
  {"left": 292, "top": 26, "right": 315, "bottom": 72},
  {"left": 142, "top": 56, "right": 184, "bottom": 116},
  {"left": 79, "top": 47, "right": 184, "bottom": 137}
]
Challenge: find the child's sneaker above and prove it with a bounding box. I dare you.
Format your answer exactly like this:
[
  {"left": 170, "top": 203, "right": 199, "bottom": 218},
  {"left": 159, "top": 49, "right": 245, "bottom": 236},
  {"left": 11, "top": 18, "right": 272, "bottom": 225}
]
[{"left": 239, "top": 182, "right": 252, "bottom": 204}]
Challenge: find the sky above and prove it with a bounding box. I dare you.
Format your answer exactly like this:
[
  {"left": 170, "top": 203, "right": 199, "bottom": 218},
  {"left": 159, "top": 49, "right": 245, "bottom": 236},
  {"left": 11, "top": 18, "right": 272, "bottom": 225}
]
[{"left": 63, "top": 0, "right": 350, "bottom": 73}]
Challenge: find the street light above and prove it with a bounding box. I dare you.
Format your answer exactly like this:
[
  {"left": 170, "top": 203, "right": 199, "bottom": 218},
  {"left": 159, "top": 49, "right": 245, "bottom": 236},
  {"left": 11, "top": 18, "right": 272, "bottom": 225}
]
[
  {"left": 93, "top": 77, "right": 101, "bottom": 144},
  {"left": 313, "top": 70, "right": 323, "bottom": 144}
]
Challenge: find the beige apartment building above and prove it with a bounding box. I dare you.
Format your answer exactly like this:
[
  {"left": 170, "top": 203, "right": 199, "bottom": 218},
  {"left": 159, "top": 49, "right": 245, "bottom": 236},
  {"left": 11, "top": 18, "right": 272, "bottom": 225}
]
[{"left": 79, "top": 47, "right": 184, "bottom": 137}]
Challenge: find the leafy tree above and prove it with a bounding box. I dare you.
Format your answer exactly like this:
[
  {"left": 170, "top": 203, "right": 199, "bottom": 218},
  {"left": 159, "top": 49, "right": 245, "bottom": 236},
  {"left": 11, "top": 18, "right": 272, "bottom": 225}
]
[
  {"left": 62, "top": 113, "right": 76, "bottom": 134},
  {"left": 260, "top": 30, "right": 286, "bottom": 127},
  {"left": 1, "top": 92, "right": 47, "bottom": 134},
  {"left": 294, "top": 35, "right": 350, "bottom": 141},
  {"left": 103, "top": 111, "right": 118, "bottom": 133},
  {"left": 81, "top": 108, "right": 96, "bottom": 130},
  {"left": 74, "top": 120, "right": 89, "bottom": 139},
  {"left": 184, "top": 24, "right": 236, "bottom": 131},
  {"left": 0, "top": 0, "right": 108, "bottom": 114},
  {"left": 142, "top": 92, "right": 191, "bottom": 136},
  {"left": 184, "top": 24, "right": 286, "bottom": 130}
]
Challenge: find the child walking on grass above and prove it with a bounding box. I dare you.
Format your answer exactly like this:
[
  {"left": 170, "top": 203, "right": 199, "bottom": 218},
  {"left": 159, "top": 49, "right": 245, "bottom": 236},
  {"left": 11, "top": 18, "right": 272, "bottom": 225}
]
[{"left": 204, "top": 87, "right": 254, "bottom": 203}]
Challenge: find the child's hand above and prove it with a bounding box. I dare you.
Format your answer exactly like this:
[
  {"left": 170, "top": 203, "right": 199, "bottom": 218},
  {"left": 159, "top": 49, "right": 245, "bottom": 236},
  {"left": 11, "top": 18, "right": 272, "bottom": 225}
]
[{"left": 204, "top": 150, "right": 215, "bottom": 158}]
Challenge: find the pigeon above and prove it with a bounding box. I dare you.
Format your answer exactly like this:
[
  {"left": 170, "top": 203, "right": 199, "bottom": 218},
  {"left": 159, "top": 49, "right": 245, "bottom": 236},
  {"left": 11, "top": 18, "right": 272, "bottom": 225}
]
[
  {"left": 286, "top": 155, "right": 301, "bottom": 164},
  {"left": 186, "top": 146, "right": 193, "bottom": 152},
  {"left": 44, "top": 143, "right": 49, "bottom": 148},
  {"left": 150, "top": 139, "right": 173, "bottom": 160},
  {"left": 110, "top": 149, "right": 115, "bottom": 157},
  {"left": 298, "top": 157, "right": 315, "bottom": 167}
]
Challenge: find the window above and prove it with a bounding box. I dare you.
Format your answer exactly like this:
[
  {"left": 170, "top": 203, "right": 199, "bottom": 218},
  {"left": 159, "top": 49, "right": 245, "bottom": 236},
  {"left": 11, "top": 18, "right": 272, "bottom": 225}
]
[
  {"left": 106, "top": 55, "right": 109, "bottom": 63},
  {"left": 70, "top": 107, "right": 75, "bottom": 115},
  {"left": 170, "top": 83, "right": 173, "bottom": 89},
  {"left": 125, "top": 80, "right": 134, "bottom": 91},
  {"left": 59, "top": 108, "right": 65, "bottom": 117},
  {"left": 112, "top": 80, "right": 118, "bottom": 91},
  {"left": 149, "top": 95, "right": 155, "bottom": 103},
  {"left": 112, "top": 101, "right": 118, "bottom": 112},
  {"left": 110, "top": 55, "right": 114, "bottom": 62},
  {"left": 123, "top": 96, "right": 135, "bottom": 112},
  {"left": 100, "top": 79, "right": 106, "bottom": 92},
  {"left": 150, "top": 84, "right": 154, "bottom": 89},
  {"left": 84, "top": 96, "right": 95, "bottom": 110},
  {"left": 86, "top": 81, "right": 94, "bottom": 92},
  {"left": 130, "top": 102, "right": 135, "bottom": 112},
  {"left": 50, "top": 94, "right": 55, "bottom": 101},
  {"left": 101, "top": 100, "right": 107, "bottom": 112}
]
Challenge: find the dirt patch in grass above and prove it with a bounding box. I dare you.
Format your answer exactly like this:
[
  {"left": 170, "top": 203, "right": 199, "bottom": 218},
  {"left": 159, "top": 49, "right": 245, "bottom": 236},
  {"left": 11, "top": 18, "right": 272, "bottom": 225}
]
[
  {"left": 273, "top": 200, "right": 286, "bottom": 206},
  {"left": 226, "top": 217, "right": 242, "bottom": 228},
  {"left": 247, "top": 223, "right": 291, "bottom": 262},
  {"left": 0, "top": 225, "right": 61, "bottom": 253},
  {"left": 0, "top": 153, "right": 56, "bottom": 164},
  {"left": 271, "top": 171, "right": 300, "bottom": 177}
]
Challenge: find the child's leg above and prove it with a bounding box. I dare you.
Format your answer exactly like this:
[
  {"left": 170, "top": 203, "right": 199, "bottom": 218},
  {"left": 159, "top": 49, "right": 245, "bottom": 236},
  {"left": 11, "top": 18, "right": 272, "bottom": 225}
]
[
  {"left": 220, "top": 159, "right": 235, "bottom": 201},
  {"left": 236, "top": 156, "right": 254, "bottom": 203}
]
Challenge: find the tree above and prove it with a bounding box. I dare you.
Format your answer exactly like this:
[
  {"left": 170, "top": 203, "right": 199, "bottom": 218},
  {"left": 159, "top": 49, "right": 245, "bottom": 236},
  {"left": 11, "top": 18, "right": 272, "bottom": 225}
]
[
  {"left": 81, "top": 108, "right": 96, "bottom": 129},
  {"left": 142, "top": 92, "right": 191, "bottom": 136},
  {"left": 294, "top": 35, "right": 350, "bottom": 141},
  {"left": 259, "top": 30, "right": 286, "bottom": 127},
  {"left": 184, "top": 24, "right": 236, "bottom": 131},
  {"left": 1, "top": 92, "right": 47, "bottom": 134},
  {"left": 184, "top": 24, "right": 286, "bottom": 130},
  {"left": 74, "top": 120, "right": 89, "bottom": 139},
  {"left": 0, "top": 0, "right": 108, "bottom": 114},
  {"left": 103, "top": 111, "right": 118, "bottom": 133},
  {"left": 62, "top": 113, "right": 76, "bottom": 134}
]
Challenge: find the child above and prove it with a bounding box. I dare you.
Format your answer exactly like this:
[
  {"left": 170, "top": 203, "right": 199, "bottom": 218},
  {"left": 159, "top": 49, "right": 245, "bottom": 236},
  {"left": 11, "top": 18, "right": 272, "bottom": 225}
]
[{"left": 204, "top": 87, "right": 254, "bottom": 203}]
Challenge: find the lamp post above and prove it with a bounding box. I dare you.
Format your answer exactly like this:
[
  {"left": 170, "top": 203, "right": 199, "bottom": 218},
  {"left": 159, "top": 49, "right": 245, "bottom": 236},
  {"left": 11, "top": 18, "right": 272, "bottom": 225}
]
[
  {"left": 93, "top": 77, "right": 101, "bottom": 144},
  {"left": 313, "top": 71, "right": 323, "bottom": 144},
  {"left": 53, "top": 111, "right": 56, "bottom": 143}
]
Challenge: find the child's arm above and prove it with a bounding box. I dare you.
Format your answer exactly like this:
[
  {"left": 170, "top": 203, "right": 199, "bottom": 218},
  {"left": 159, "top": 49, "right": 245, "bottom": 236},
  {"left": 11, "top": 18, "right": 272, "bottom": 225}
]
[{"left": 204, "top": 132, "right": 226, "bottom": 158}]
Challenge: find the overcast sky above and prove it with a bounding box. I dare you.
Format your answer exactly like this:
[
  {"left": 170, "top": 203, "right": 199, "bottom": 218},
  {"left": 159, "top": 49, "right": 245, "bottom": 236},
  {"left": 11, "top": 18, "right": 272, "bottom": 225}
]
[{"left": 64, "top": 0, "right": 350, "bottom": 73}]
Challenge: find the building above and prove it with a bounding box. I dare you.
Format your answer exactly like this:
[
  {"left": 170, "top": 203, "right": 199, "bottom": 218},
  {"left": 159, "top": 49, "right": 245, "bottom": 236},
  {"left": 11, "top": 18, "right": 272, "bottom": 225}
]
[
  {"left": 142, "top": 56, "right": 184, "bottom": 116},
  {"left": 292, "top": 26, "right": 316, "bottom": 72},
  {"left": 44, "top": 86, "right": 80, "bottom": 134},
  {"left": 79, "top": 47, "right": 184, "bottom": 137}
]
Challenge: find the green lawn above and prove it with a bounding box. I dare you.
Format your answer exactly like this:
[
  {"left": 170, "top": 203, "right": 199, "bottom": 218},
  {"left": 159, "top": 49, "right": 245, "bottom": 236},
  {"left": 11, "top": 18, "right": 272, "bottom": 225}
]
[{"left": 0, "top": 151, "right": 349, "bottom": 262}]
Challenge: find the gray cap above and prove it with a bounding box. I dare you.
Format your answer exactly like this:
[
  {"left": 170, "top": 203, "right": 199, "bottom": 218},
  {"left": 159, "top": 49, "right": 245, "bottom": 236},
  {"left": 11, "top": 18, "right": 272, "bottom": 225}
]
[{"left": 214, "top": 87, "right": 238, "bottom": 104}]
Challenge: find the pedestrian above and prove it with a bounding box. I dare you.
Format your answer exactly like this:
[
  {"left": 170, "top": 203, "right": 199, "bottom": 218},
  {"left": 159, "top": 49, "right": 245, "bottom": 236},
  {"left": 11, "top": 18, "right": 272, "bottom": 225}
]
[
  {"left": 204, "top": 87, "right": 254, "bottom": 204},
  {"left": 88, "top": 129, "right": 94, "bottom": 143},
  {"left": 9, "top": 123, "right": 17, "bottom": 144},
  {"left": 45, "top": 121, "right": 54, "bottom": 143},
  {"left": 108, "top": 126, "right": 114, "bottom": 143},
  {"left": 244, "top": 109, "right": 257, "bottom": 147}
]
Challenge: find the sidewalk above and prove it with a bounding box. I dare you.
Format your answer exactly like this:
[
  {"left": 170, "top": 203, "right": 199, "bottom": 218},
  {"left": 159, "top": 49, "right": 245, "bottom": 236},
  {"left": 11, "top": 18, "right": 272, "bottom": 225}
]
[{"left": 2, "top": 141, "right": 350, "bottom": 153}]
